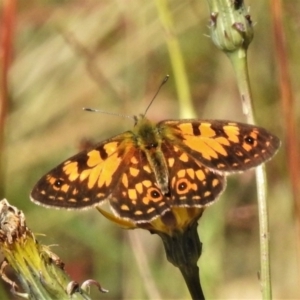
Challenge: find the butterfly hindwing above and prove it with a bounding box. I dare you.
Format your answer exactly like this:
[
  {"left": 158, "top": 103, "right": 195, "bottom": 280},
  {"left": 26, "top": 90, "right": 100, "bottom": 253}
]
[
  {"left": 162, "top": 141, "right": 226, "bottom": 208},
  {"left": 110, "top": 147, "right": 169, "bottom": 222},
  {"left": 109, "top": 141, "right": 226, "bottom": 223}
]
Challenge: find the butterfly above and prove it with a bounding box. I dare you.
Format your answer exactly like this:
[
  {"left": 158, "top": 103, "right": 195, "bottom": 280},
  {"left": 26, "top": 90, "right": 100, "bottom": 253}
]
[{"left": 30, "top": 115, "right": 280, "bottom": 223}]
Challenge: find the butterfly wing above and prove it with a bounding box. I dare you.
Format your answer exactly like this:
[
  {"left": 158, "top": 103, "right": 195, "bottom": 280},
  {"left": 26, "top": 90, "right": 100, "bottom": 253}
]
[
  {"left": 30, "top": 132, "right": 135, "bottom": 209},
  {"left": 160, "top": 120, "right": 280, "bottom": 172},
  {"left": 31, "top": 117, "right": 280, "bottom": 223},
  {"left": 161, "top": 141, "right": 226, "bottom": 207},
  {"left": 110, "top": 141, "right": 226, "bottom": 223},
  {"left": 109, "top": 147, "right": 169, "bottom": 222}
]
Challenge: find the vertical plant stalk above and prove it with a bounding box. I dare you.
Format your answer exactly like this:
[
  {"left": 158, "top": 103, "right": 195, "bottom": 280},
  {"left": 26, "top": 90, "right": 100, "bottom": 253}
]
[
  {"left": 154, "top": 0, "right": 196, "bottom": 119},
  {"left": 206, "top": 0, "right": 272, "bottom": 299},
  {"left": 270, "top": 0, "right": 300, "bottom": 249},
  {"left": 228, "top": 52, "right": 271, "bottom": 300},
  {"left": 0, "top": 0, "right": 16, "bottom": 198}
]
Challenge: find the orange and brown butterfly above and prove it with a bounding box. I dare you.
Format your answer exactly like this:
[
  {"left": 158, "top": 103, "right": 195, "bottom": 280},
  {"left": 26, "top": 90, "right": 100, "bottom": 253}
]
[{"left": 30, "top": 112, "right": 280, "bottom": 223}]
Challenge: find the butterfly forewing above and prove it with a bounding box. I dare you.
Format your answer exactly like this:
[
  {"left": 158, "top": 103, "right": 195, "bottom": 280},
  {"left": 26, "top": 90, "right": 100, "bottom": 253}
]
[
  {"left": 160, "top": 120, "right": 280, "bottom": 172},
  {"left": 30, "top": 132, "right": 134, "bottom": 209}
]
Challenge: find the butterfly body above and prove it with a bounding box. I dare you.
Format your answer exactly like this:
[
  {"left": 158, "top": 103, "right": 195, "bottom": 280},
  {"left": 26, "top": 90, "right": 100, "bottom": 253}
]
[
  {"left": 131, "top": 116, "right": 169, "bottom": 194},
  {"left": 31, "top": 116, "right": 280, "bottom": 223}
]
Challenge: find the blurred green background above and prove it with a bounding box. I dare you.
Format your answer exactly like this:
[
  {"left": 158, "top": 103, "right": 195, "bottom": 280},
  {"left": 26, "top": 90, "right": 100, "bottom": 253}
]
[{"left": 2, "top": 0, "right": 298, "bottom": 299}]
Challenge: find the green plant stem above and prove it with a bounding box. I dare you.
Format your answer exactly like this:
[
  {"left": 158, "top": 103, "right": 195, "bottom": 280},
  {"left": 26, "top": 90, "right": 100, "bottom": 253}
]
[
  {"left": 227, "top": 50, "right": 254, "bottom": 122},
  {"left": 205, "top": 0, "right": 272, "bottom": 298},
  {"left": 155, "top": 0, "right": 196, "bottom": 118},
  {"left": 227, "top": 49, "right": 271, "bottom": 300}
]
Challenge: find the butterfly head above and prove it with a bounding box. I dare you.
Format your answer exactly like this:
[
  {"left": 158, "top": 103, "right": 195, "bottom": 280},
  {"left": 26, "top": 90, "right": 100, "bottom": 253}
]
[
  {"left": 132, "top": 115, "right": 161, "bottom": 149},
  {"left": 133, "top": 114, "right": 145, "bottom": 126}
]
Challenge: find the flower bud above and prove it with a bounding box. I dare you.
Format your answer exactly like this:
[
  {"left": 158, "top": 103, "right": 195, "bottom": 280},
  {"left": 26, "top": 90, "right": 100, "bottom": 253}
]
[{"left": 208, "top": 0, "right": 254, "bottom": 52}]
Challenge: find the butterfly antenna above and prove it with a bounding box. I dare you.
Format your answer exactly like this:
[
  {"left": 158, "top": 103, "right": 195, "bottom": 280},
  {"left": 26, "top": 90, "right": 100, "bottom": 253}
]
[
  {"left": 82, "top": 108, "right": 134, "bottom": 121},
  {"left": 143, "top": 75, "right": 169, "bottom": 117}
]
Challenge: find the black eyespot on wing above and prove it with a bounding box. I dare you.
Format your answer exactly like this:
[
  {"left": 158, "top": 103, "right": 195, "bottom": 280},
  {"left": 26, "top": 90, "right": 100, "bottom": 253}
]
[
  {"left": 54, "top": 179, "right": 64, "bottom": 188},
  {"left": 244, "top": 135, "right": 255, "bottom": 145},
  {"left": 150, "top": 189, "right": 161, "bottom": 199},
  {"left": 178, "top": 181, "right": 187, "bottom": 191}
]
